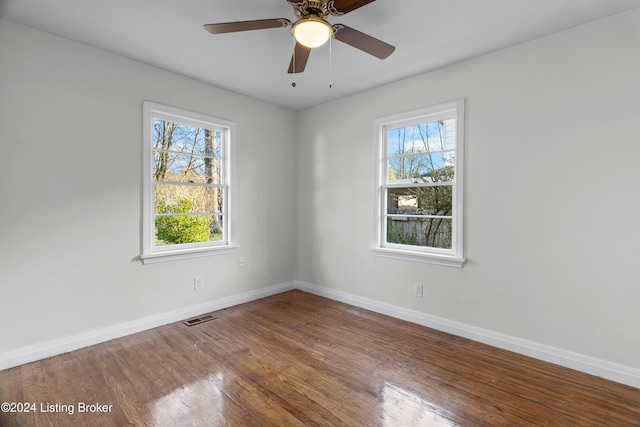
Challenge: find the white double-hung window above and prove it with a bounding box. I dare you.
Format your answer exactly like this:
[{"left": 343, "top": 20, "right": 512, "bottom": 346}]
[
  {"left": 373, "top": 100, "right": 465, "bottom": 267},
  {"left": 141, "top": 102, "right": 236, "bottom": 264}
]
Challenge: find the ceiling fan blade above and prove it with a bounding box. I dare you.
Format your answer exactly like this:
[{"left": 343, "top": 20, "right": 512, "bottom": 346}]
[
  {"left": 204, "top": 18, "right": 290, "bottom": 34},
  {"left": 288, "top": 42, "right": 312, "bottom": 74},
  {"left": 332, "top": 24, "right": 395, "bottom": 59},
  {"left": 330, "top": 0, "right": 377, "bottom": 14}
]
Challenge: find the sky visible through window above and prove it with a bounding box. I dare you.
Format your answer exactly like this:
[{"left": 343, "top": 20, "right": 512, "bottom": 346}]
[{"left": 387, "top": 119, "right": 455, "bottom": 183}]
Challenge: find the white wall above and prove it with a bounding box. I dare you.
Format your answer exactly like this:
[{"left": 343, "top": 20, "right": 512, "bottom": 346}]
[
  {"left": 0, "top": 20, "right": 297, "bottom": 353},
  {"left": 295, "top": 8, "right": 640, "bottom": 369}
]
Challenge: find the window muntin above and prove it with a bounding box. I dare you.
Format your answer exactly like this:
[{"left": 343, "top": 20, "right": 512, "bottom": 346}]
[
  {"left": 142, "top": 102, "right": 236, "bottom": 263},
  {"left": 375, "top": 100, "right": 464, "bottom": 266}
]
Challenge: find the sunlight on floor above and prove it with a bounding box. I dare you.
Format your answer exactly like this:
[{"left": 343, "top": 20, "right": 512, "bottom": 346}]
[
  {"left": 150, "top": 373, "right": 225, "bottom": 425},
  {"left": 383, "top": 382, "right": 455, "bottom": 427}
]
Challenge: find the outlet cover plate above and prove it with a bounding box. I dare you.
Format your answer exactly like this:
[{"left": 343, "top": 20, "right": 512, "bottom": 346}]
[{"left": 413, "top": 282, "right": 423, "bottom": 298}]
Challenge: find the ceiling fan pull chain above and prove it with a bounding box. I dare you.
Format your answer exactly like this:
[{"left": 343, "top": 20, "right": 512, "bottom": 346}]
[
  {"left": 292, "top": 38, "right": 297, "bottom": 87},
  {"left": 329, "top": 36, "right": 333, "bottom": 88}
]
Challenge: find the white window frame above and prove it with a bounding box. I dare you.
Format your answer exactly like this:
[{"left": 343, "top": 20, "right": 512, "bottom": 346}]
[
  {"left": 372, "top": 99, "right": 465, "bottom": 268},
  {"left": 140, "top": 101, "right": 237, "bottom": 264}
]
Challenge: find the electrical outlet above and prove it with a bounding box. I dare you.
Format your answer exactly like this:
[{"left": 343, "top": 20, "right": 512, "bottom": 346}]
[
  {"left": 194, "top": 276, "right": 203, "bottom": 291},
  {"left": 238, "top": 257, "right": 245, "bottom": 268},
  {"left": 413, "top": 282, "right": 423, "bottom": 298}
]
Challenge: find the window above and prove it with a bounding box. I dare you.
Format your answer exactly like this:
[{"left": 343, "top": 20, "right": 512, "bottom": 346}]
[
  {"left": 141, "top": 102, "right": 236, "bottom": 264},
  {"left": 373, "top": 100, "right": 465, "bottom": 267}
]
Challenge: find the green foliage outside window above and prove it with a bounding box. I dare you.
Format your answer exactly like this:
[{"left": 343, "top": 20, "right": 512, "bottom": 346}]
[
  {"left": 155, "top": 197, "right": 213, "bottom": 244},
  {"left": 387, "top": 219, "right": 418, "bottom": 245}
]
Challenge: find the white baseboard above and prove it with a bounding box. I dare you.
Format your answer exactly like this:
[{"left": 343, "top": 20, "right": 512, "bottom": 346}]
[
  {"left": 0, "top": 282, "right": 295, "bottom": 372},
  {"left": 294, "top": 281, "right": 640, "bottom": 389}
]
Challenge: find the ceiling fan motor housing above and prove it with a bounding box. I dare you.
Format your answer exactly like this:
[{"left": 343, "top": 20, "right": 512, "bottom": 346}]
[{"left": 289, "top": 0, "right": 344, "bottom": 19}]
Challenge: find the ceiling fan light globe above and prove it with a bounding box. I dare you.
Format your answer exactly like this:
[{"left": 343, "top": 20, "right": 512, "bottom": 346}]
[{"left": 292, "top": 16, "right": 332, "bottom": 48}]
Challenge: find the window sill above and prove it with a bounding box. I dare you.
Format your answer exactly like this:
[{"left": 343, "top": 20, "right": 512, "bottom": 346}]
[
  {"left": 140, "top": 245, "right": 238, "bottom": 264},
  {"left": 371, "top": 247, "right": 465, "bottom": 268}
]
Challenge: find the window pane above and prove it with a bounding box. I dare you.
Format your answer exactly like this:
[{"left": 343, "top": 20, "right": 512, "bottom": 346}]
[
  {"left": 155, "top": 184, "right": 223, "bottom": 214},
  {"left": 387, "top": 186, "right": 452, "bottom": 215},
  {"left": 153, "top": 120, "right": 222, "bottom": 156},
  {"left": 387, "top": 119, "right": 455, "bottom": 157},
  {"left": 155, "top": 215, "right": 223, "bottom": 245},
  {"left": 388, "top": 152, "right": 454, "bottom": 182},
  {"left": 191, "top": 130, "right": 222, "bottom": 157},
  {"left": 387, "top": 217, "right": 452, "bottom": 249},
  {"left": 153, "top": 152, "right": 221, "bottom": 184}
]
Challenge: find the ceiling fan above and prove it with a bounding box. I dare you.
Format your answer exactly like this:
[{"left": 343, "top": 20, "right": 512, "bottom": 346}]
[{"left": 204, "top": 0, "right": 395, "bottom": 74}]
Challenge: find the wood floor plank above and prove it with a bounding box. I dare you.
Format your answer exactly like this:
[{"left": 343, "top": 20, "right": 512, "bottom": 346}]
[{"left": 1, "top": 290, "right": 638, "bottom": 426}]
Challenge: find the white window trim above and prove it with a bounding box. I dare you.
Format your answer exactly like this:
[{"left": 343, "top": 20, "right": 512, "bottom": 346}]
[
  {"left": 372, "top": 99, "right": 465, "bottom": 268},
  {"left": 140, "top": 101, "right": 237, "bottom": 264}
]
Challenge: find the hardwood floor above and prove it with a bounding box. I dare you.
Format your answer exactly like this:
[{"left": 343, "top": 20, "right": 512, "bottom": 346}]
[{"left": 1, "top": 290, "right": 639, "bottom": 426}]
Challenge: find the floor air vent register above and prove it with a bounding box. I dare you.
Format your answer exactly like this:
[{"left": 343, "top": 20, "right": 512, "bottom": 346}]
[{"left": 183, "top": 314, "right": 216, "bottom": 326}]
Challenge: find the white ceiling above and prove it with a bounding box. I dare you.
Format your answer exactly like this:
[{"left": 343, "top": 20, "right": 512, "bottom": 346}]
[{"left": 2, "top": 0, "right": 640, "bottom": 111}]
